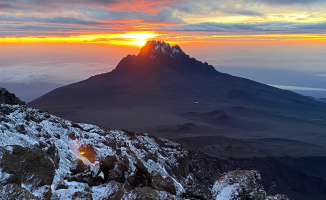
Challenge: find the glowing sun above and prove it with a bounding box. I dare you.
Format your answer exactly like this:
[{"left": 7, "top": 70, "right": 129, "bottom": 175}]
[{"left": 120, "top": 32, "right": 159, "bottom": 46}]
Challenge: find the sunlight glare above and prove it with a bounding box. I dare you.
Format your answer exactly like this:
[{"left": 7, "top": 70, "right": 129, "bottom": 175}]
[
  {"left": 118, "top": 32, "right": 158, "bottom": 46},
  {"left": 0, "top": 32, "right": 159, "bottom": 46}
]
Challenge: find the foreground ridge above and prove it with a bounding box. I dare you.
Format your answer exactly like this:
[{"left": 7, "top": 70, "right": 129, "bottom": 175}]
[{"left": 0, "top": 89, "right": 289, "bottom": 199}]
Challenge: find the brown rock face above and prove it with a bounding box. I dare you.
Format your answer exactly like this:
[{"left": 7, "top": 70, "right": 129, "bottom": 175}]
[
  {"left": 101, "top": 155, "right": 118, "bottom": 171},
  {"left": 211, "top": 170, "right": 290, "bottom": 200},
  {"left": 0, "top": 145, "right": 55, "bottom": 190},
  {"left": 98, "top": 180, "right": 125, "bottom": 200},
  {"left": 72, "top": 191, "right": 93, "bottom": 200},
  {"left": 108, "top": 169, "right": 125, "bottom": 183},
  {"left": 100, "top": 155, "right": 118, "bottom": 181},
  {"left": 55, "top": 180, "right": 69, "bottom": 190},
  {"left": 185, "top": 183, "right": 206, "bottom": 200},
  {"left": 127, "top": 172, "right": 149, "bottom": 188},
  {"left": 70, "top": 158, "right": 90, "bottom": 175},
  {"left": 0, "top": 183, "right": 39, "bottom": 200},
  {"left": 212, "top": 170, "right": 266, "bottom": 200},
  {"left": 151, "top": 170, "right": 176, "bottom": 195}
]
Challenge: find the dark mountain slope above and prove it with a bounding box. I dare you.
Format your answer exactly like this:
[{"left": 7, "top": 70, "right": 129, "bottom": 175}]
[
  {"left": 29, "top": 41, "right": 326, "bottom": 154},
  {"left": 30, "top": 41, "right": 326, "bottom": 122}
]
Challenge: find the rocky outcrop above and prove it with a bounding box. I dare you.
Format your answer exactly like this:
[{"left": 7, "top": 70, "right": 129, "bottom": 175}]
[
  {"left": 151, "top": 170, "right": 176, "bottom": 195},
  {"left": 0, "top": 145, "right": 55, "bottom": 199},
  {"left": 70, "top": 158, "right": 90, "bottom": 175},
  {"left": 54, "top": 180, "right": 69, "bottom": 190},
  {"left": 0, "top": 183, "right": 39, "bottom": 200},
  {"left": 98, "top": 180, "right": 125, "bottom": 200},
  {"left": 0, "top": 87, "right": 25, "bottom": 105},
  {"left": 0, "top": 101, "right": 190, "bottom": 199},
  {"left": 72, "top": 191, "right": 93, "bottom": 200},
  {"left": 0, "top": 90, "right": 290, "bottom": 200},
  {"left": 184, "top": 176, "right": 206, "bottom": 200},
  {"left": 212, "top": 170, "right": 290, "bottom": 200},
  {"left": 212, "top": 170, "right": 266, "bottom": 200}
]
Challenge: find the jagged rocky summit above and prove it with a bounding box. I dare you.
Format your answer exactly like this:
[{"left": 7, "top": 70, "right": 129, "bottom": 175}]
[{"left": 1, "top": 89, "right": 290, "bottom": 199}]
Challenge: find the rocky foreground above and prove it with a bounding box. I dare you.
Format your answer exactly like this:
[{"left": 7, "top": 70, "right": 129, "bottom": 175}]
[{"left": 0, "top": 88, "right": 288, "bottom": 199}]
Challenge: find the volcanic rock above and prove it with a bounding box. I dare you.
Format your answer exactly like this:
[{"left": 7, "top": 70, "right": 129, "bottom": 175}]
[
  {"left": 0, "top": 87, "right": 25, "bottom": 105},
  {"left": 55, "top": 180, "right": 69, "bottom": 190},
  {"left": 0, "top": 183, "right": 39, "bottom": 200},
  {"left": 70, "top": 158, "right": 90, "bottom": 175},
  {"left": 212, "top": 170, "right": 266, "bottom": 200},
  {"left": 122, "top": 187, "right": 181, "bottom": 200},
  {"left": 151, "top": 170, "right": 176, "bottom": 195},
  {"left": 98, "top": 180, "right": 125, "bottom": 200},
  {"left": 72, "top": 191, "right": 93, "bottom": 200},
  {"left": 0, "top": 145, "right": 55, "bottom": 190}
]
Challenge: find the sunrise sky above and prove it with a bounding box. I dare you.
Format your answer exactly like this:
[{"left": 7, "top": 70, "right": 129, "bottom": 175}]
[
  {"left": 1, "top": 0, "right": 326, "bottom": 44},
  {"left": 1, "top": 0, "right": 326, "bottom": 100}
]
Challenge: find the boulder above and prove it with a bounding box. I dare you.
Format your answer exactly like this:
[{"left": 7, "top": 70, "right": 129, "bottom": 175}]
[
  {"left": 108, "top": 169, "right": 125, "bottom": 183},
  {"left": 151, "top": 170, "right": 176, "bottom": 195},
  {"left": 100, "top": 155, "right": 118, "bottom": 181},
  {"left": 126, "top": 158, "right": 151, "bottom": 188},
  {"left": 211, "top": 170, "right": 266, "bottom": 200},
  {"left": 70, "top": 158, "right": 90, "bottom": 175},
  {"left": 0, "top": 169, "right": 21, "bottom": 185},
  {"left": 134, "top": 157, "right": 149, "bottom": 177},
  {"left": 127, "top": 172, "right": 149, "bottom": 188},
  {"left": 110, "top": 159, "right": 129, "bottom": 182},
  {"left": 154, "top": 137, "right": 190, "bottom": 179},
  {"left": 0, "top": 183, "right": 39, "bottom": 200},
  {"left": 98, "top": 180, "right": 125, "bottom": 200},
  {"left": 87, "top": 176, "right": 105, "bottom": 187},
  {"left": 67, "top": 173, "right": 88, "bottom": 183},
  {"left": 46, "top": 143, "right": 60, "bottom": 169},
  {"left": 185, "top": 183, "right": 206, "bottom": 200},
  {"left": 33, "top": 185, "right": 52, "bottom": 200},
  {"left": 183, "top": 175, "right": 206, "bottom": 199},
  {"left": 0, "top": 145, "right": 55, "bottom": 191},
  {"left": 55, "top": 180, "right": 69, "bottom": 190},
  {"left": 101, "top": 155, "right": 118, "bottom": 171},
  {"left": 115, "top": 160, "right": 129, "bottom": 176},
  {"left": 72, "top": 191, "right": 93, "bottom": 200}
]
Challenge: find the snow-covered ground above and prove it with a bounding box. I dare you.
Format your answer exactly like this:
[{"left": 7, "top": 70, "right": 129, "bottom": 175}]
[{"left": 0, "top": 103, "right": 189, "bottom": 198}]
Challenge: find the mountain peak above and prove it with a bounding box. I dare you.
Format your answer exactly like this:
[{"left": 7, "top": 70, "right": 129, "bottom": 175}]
[
  {"left": 139, "top": 40, "right": 184, "bottom": 59},
  {"left": 114, "top": 40, "right": 217, "bottom": 75}
]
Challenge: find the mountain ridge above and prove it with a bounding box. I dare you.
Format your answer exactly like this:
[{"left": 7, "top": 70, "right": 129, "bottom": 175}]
[{"left": 29, "top": 41, "right": 326, "bottom": 123}]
